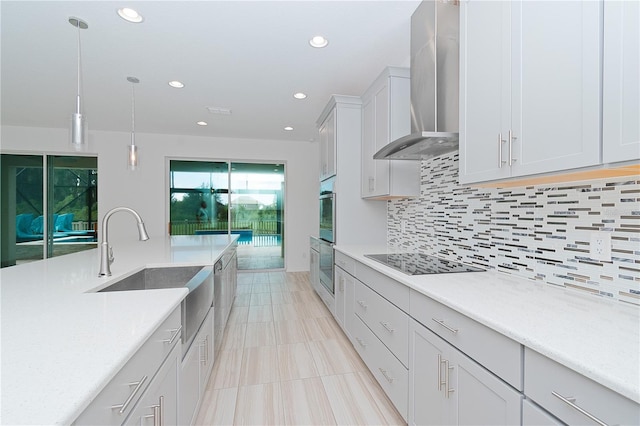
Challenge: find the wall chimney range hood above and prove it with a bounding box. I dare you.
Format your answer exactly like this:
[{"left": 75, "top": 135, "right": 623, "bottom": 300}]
[{"left": 374, "top": 0, "right": 459, "bottom": 160}]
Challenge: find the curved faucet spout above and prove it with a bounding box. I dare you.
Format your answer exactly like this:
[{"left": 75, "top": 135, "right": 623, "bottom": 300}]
[{"left": 98, "top": 207, "right": 149, "bottom": 277}]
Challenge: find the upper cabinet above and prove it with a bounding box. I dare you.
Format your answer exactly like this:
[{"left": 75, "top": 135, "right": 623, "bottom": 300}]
[
  {"left": 319, "top": 109, "right": 337, "bottom": 181},
  {"left": 459, "top": 0, "right": 603, "bottom": 185},
  {"left": 361, "top": 67, "right": 420, "bottom": 199},
  {"left": 603, "top": 0, "right": 640, "bottom": 163}
]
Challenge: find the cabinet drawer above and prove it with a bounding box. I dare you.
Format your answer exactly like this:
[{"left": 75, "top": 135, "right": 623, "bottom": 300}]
[
  {"left": 354, "top": 279, "right": 409, "bottom": 367},
  {"left": 335, "top": 251, "right": 356, "bottom": 276},
  {"left": 355, "top": 262, "right": 410, "bottom": 313},
  {"left": 351, "top": 314, "right": 408, "bottom": 421},
  {"left": 75, "top": 307, "right": 182, "bottom": 425},
  {"left": 410, "top": 290, "right": 522, "bottom": 390},
  {"left": 525, "top": 348, "right": 640, "bottom": 426},
  {"left": 522, "top": 399, "right": 562, "bottom": 426}
]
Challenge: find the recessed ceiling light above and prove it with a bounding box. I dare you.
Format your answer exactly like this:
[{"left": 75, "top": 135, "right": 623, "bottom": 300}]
[
  {"left": 284, "top": 126, "right": 294, "bottom": 131},
  {"left": 168, "top": 80, "right": 184, "bottom": 88},
  {"left": 196, "top": 121, "right": 208, "bottom": 126},
  {"left": 117, "top": 8, "right": 144, "bottom": 23},
  {"left": 293, "top": 92, "right": 307, "bottom": 100},
  {"left": 309, "top": 35, "right": 329, "bottom": 48}
]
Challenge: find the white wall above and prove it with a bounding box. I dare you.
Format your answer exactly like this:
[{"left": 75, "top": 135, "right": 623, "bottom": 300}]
[{"left": 1, "top": 125, "right": 319, "bottom": 271}]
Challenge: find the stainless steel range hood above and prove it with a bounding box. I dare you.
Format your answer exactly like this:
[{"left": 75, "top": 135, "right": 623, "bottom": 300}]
[{"left": 374, "top": 0, "right": 459, "bottom": 160}]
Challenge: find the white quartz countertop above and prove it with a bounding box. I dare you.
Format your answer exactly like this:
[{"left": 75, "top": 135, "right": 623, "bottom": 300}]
[
  {"left": 0, "top": 235, "right": 237, "bottom": 425},
  {"left": 334, "top": 244, "right": 640, "bottom": 405}
]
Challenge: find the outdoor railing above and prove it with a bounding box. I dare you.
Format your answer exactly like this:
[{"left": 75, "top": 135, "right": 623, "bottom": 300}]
[{"left": 169, "top": 220, "right": 281, "bottom": 236}]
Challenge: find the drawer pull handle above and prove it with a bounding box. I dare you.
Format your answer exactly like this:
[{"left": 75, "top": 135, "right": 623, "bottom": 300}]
[
  {"left": 356, "top": 337, "right": 367, "bottom": 348},
  {"left": 380, "top": 321, "right": 395, "bottom": 333},
  {"left": 378, "top": 368, "right": 395, "bottom": 384},
  {"left": 551, "top": 391, "right": 607, "bottom": 426},
  {"left": 163, "top": 326, "right": 182, "bottom": 345},
  {"left": 143, "top": 395, "right": 164, "bottom": 426},
  {"left": 111, "top": 375, "right": 148, "bottom": 414},
  {"left": 432, "top": 318, "right": 458, "bottom": 334},
  {"left": 357, "top": 300, "right": 368, "bottom": 310}
]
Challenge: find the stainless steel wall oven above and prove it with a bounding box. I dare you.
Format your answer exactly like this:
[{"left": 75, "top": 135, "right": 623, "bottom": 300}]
[{"left": 318, "top": 176, "right": 335, "bottom": 294}]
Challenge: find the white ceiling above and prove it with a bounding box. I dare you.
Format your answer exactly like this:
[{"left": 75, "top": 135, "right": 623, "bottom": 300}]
[{"left": 1, "top": 0, "right": 420, "bottom": 143}]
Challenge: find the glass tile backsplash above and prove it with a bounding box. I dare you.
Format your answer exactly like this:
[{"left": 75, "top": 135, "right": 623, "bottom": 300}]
[{"left": 387, "top": 153, "right": 640, "bottom": 305}]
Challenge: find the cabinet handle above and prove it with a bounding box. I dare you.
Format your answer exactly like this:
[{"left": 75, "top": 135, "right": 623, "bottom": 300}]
[
  {"left": 163, "top": 326, "right": 182, "bottom": 345},
  {"left": 357, "top": 300, "right": 368, "bottom": 310},
  {"left": 158, "top": 395, "right": 164, "bottom": 426},
  {"left": 380, "top": 321, "right": 395, "bottom": 333},
  {"left": 369, "top": 177, "right": 375, "bottom": 192},
  {"left": 339, "top": 277, "right": 344, "bottom": 292},
  {"left": 445, "top": 360, "right": 455, "bottom": 398},
  {"left": 508, "top": 130, "right": 516, "bottom": 166},
  {"left": 432, "top": 318, "right": 458, "bottom": 334},
  {"left": 437, "top": 354, "right": 446, "bottom": 391},
  {"left": 378, "top": 367, "right": 395, "bottom": 384},
  {"left": 111, "top": 375, "right": 148, "bottom": 414},
  {"left": 498, "top": 133, "right": 506, "bottom": 168},
  {"left": 356, "top": 337, "right": 367, "bottom": 348},
  {"left": 551, "top": 391, "right": 607, "bottom": 426}
]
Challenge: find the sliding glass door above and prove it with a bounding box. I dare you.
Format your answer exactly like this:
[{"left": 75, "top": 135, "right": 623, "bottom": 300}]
[
  {"left": 169, "top": 160, "right": 285, "bottom": 270},
  {"left": 1, "top": 154, "right": 98, "bottom": 268}
]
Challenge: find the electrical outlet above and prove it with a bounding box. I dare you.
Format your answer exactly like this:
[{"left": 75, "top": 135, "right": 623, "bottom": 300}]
[{"left": 590, "top": 232, "right": 612, "bottom": 262}]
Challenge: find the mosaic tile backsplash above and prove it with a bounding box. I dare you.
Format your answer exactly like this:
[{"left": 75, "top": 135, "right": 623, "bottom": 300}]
[{"left": 387, "top": 153, "right": 640, "bottom": 305}]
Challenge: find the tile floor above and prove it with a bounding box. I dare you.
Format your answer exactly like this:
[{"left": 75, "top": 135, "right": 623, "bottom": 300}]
[
  {"left": 237, "top": 245, "right": 284, "bottom": 270},
  {"left": 194, "top": 271, "right": 406, "bottom": 425}
]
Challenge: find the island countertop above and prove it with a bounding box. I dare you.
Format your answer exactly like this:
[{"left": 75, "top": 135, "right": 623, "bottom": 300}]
[
  {"left": 334, "top": 244, "right": 640, "bottom": 405},
  {"left": 0, "top": 235, "right": 237, "bottom": 425}
]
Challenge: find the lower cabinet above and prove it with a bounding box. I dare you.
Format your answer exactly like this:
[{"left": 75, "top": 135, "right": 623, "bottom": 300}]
[
  {"left": 124, "top": 343, "right": 180, "bottom": 425},
  {"left": 179, "top": 308, "right": 215, "bottom": 426},
  {"left": 524, "top": 347, "right": 640, "bottom": 426},
  {"left": 409, "top": 318, "right": 522, "bottom": 426},
  {"left": 522, "top": 399, "right": 562, "bottom": 426}
]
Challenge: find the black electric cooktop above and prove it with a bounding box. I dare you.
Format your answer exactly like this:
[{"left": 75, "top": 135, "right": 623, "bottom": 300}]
[{"left": 364, "top": 253, "right": 485, "bottom": 275}]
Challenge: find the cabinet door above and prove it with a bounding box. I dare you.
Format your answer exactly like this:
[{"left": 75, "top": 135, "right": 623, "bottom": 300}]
[
  {"left": 603, "top": 0, "right": 640, "bottom": 163},
  {"left": 512, "top": 0, "right": 601, "bottom": 176},
  {"left": 459, "top": 0, "right": 512, "bottom": 184},
  {"left": 319, "top": 110, "right": 336, "bottom": 180},
  {"left": 361, "top": 95, "right": 376, "bottom": 197},
  {"left": 372, "top": 81, "right": 391, "bottom": 196},
  {"left": 453, "top": 350, "right": 522, "bottom": 425},
  {"left": 334, "top": 267, "right": 346, "bottom": 328},
  {"left": 409, "top": 319, "right": 449, "bottom": 425},
  {"left": 199, "top": 309, "right": 215, "bottom": 392},
  {"left": 522, "top": 399, "right": 563, "bottom": 426},
  {"left": 125, "top": 345, "right": 179, "bottom": 426},
  {"left": 179, "top": 340, "right": 200, "bottom": 426}
]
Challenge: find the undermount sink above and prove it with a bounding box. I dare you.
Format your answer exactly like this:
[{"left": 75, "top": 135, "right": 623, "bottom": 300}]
[
  {"left": 98, "top": 265, "right": 214, "bottom": 356},
  {"left": 98, "top": 266, "right": 205, "bottom": 292}
]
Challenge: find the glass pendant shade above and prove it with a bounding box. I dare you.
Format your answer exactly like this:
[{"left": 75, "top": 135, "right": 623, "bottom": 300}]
[
  {"left": 127, "top": 76, "right": 140, "bottom": 170},
  {"left": 128, "top": 143, "right": 138, "bottom": 170}
]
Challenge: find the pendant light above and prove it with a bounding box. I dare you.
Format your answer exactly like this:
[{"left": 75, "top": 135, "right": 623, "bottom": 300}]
[
  {"left": 68, "top": 17, "right": 88, "bottom": 150},
  {"left": 127, "top": 77, "right": 140, "bottom": 170}
]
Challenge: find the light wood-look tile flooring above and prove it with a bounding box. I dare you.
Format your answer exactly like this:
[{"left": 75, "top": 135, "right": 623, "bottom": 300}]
[{"left": 194, "top": 271, "right": 405, "bottom": 425}]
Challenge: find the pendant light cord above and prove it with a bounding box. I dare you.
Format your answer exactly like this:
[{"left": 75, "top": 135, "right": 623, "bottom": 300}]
[
  {"left": 76, "top": 21, "right": 82, "bottom": 112},
  {"left": 131, "top": 82, "right": 136, "bottom": 137}
]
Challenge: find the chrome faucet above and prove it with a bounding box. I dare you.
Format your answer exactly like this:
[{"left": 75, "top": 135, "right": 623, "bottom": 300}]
[{"left": 98, "top": 207, "right": 150, "bottom": 277}]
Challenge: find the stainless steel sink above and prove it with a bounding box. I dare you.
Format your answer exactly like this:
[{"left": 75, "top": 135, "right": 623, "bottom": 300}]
[
  {"left": 98, "top": 265, "right": 214, "bottom": 356},
  {"left": 98, "top": 266, "right": 205, "bottom": 292}
]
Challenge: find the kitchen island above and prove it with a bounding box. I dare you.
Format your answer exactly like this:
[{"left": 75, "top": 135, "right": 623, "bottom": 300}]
[
  {"left": 0, "top": 234, "right": 237, "bottom": 425},
  {"left": 334, "top": 244, "right": 640, "bottom": 423}
]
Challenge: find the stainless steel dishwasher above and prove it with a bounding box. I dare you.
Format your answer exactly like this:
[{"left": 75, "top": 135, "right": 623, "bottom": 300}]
[{"left": 213, "top": 246, "right": 237, "bottom": 356}]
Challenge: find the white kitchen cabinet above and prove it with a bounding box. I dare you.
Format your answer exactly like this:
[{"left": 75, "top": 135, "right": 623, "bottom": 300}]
[
  {"left": 319, "top": 109, "right": 336, "bottom": 181},
  {"left": 409, "top": 318, "right": 522, "bottom": 426},
  {"left": 459, "top": 0, "right": 602, "bottom": 184},
  {"left": 603, "top": 0, "right": 640, "bottom": 163},
  {"left": 524, "top": 347, "right": 640, "bottom": 426},
  {"left": 179, "top": 308, "right": 215, "bottom": 426},
  {"left": 124, "top": 343, "right": 179, "bottom": 426},
  {"left": 361, "top": 67, "right": 419, "bottom": 199},
  {"left": 316, "top": 95, "right": 387, "bottom": 246},
  {"left": 334, "top": 264, "right": 355, "bottom": 342},
  {"left": 310, "top": 237, "right": 320, "bottom": 294},
  {"left": 74, "top": 307, "right": 182, "bottom": 425}
]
